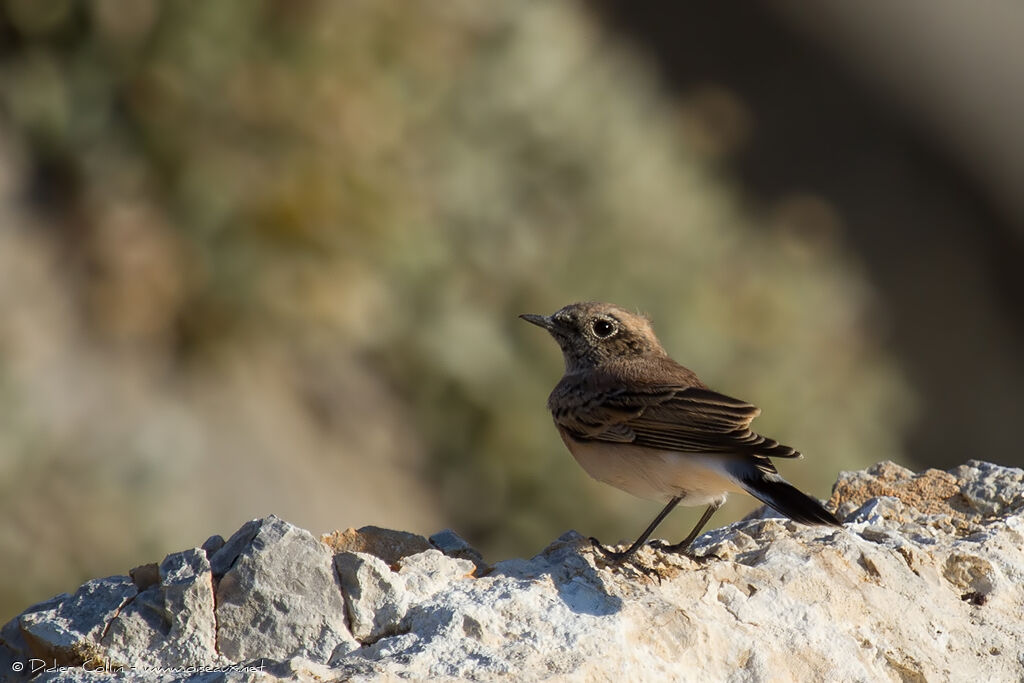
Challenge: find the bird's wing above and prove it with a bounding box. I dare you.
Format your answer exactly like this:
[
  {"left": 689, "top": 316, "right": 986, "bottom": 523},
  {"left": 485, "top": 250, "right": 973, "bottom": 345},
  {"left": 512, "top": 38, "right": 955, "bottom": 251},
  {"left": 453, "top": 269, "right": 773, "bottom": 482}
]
[{"left": 554, "top": 385, "right": 800, "bottom": 459}]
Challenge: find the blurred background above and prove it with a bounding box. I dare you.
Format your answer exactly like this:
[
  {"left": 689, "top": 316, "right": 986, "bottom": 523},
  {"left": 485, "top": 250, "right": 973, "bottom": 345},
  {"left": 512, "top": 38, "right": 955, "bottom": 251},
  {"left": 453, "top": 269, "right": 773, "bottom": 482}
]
[{"left": 1, "top": 0, "right": 1021, "bottom": 621}]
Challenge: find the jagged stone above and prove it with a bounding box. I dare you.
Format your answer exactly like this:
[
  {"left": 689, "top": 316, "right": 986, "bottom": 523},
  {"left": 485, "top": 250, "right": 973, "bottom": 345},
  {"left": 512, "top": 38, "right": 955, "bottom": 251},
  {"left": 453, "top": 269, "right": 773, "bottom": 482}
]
[
  {"left": 429, "top": 528, "right": 488, "bottom": 572},
  {"left": 333, "top": 547, "right": 476, "bottom": 645},
  {"left": 3, "top": 461, "right": 1024, "bottom": 682},
  {"left": 52, "top": 548, "right": 225, "bottom": 671},
  {"left": 18, "top": 576, "right": 137, "bottom": 667},
  {"left": 156, "top": 549, "right": 221, "bottom": 664},
  {"left": 953, "top": 460, "right": 1024, "bottom": 516},
  {"left": 213, "top": 515, "right": 356, "bottom": 663},
  {"left": 201, "top": 535, "right": 226, "bottom": 557},
  {"left": 208, "top": 519, "right": 262, "bottom": 578},
  {"left": 128, "top": 564, "right": 160, "bottom": 592},
  {"left": 322, "top": 526, "right": 433, "bottom": 568},
  {"left": 333, "top": 551, "right": 408, "bottom": 643}
]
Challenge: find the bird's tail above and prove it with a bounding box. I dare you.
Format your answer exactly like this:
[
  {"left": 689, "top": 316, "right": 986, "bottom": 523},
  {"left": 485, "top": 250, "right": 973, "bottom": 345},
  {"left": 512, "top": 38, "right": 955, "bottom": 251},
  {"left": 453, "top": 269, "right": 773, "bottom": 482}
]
[{"left": 729, "top": 465, "right": 841, "bottom": 526}]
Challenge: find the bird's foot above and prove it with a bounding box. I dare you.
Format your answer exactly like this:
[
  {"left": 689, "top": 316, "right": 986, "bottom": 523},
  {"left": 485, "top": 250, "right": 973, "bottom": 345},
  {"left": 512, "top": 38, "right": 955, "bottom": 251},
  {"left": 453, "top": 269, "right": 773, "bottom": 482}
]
[
  {"left": 588, "top": 537, "right": 634, "bottom": 562},
  {"left": 649, "top": 539, "right": 719, "bottom": 564},
  {"left": 649, "top": 539, "right": 691, "bottom": 555},
  {"left": 588, "top": 537, "right": 661, "bottom": 580}
]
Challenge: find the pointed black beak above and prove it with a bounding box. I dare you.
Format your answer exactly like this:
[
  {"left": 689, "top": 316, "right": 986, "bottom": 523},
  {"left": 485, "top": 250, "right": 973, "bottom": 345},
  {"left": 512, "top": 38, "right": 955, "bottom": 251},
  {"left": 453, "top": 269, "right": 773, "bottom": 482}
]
[{"left": 519, "top": 313, "right": 554, "bottom": 330}]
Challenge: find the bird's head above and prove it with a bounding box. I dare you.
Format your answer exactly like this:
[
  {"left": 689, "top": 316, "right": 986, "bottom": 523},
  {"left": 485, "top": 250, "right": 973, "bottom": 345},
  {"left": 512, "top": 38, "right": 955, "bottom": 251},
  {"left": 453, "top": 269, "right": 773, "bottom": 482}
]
[{"left": 520, "top": 302, "right": 666, "bottom": 372}]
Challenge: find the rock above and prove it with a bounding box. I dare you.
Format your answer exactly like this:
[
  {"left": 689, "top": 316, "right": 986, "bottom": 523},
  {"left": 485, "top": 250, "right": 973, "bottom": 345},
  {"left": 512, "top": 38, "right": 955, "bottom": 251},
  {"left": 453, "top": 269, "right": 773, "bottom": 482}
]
[
  {"left": 201, "top": 535, "right": 226, "bottom": 556},
  {"left": 953, "top": 460, "right": 1024, "bottom": 516},
  {"left": 103, "top": 549, "right": 221, "bottom": 667},
  {"left": 212, "top": 515, "right": 357, "bottom": 663},
  {"left": 153, "top": 549, "right": 220, "bottom": 664},
  {"left": 3, "top": 461, "right": 1024, "bottom": 682},
  {"left": 429, "top": 528, "right": 488, "bottom": 572},
  {"left": 333, "top": 551, "right": 408, "bottom": 643},
  {"left": 208, "top": 519, "right": 261, "bottom": 577},
  {"left": 1, "top": 594, "right": 76, "bottom": 675},
  {"left": 321, "top": 526, "right": 433, "bottom": 568},
  {"left": 829, "top": 460, "right": 964, "bottom": 517},
  {"left": 18, "top": 576, "right": 137, "bottom": 667},
  {"left": 397, "top": 548, "right": 475, "bottom": 596},
  {"left": 128, "top": 564, "right": 160, "bottom": 592},
  {"left": 334, "top": 548, "right": 476, "bottom": 644}
]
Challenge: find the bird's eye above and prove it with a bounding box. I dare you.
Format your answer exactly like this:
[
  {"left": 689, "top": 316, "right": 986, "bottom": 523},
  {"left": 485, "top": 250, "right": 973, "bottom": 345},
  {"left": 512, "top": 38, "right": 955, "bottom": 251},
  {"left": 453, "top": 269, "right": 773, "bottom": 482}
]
[{"left": 591, "top": 318, "right": 616, "bottom": 338}]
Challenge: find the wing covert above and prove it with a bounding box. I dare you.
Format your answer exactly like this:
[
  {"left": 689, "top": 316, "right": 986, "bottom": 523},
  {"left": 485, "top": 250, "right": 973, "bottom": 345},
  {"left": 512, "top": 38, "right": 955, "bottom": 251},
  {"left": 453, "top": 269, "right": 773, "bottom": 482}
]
[{"left": 554, "top": 384, "right": 799, "bottom": 458}]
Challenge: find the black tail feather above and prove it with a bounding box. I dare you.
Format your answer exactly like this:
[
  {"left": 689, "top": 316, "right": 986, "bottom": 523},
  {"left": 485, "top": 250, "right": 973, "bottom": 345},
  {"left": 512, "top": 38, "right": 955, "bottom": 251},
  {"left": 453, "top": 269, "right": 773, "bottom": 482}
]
[{"left": 736, "top": 472, "right": 841, "bottom": 527}]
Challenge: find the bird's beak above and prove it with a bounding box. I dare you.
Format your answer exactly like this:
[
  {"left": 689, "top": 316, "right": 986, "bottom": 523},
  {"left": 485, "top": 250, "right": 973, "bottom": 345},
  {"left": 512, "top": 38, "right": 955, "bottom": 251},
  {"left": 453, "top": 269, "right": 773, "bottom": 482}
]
[{"left": 519, "top": 313, "right": 554, "bottom": 331}]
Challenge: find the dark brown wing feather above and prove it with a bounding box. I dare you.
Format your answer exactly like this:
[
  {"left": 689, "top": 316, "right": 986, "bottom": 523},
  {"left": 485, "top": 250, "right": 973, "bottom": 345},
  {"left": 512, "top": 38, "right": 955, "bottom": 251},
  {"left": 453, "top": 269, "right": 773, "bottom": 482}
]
[{"left": 552, "top": 380, "right": 800, "bottom": 461}]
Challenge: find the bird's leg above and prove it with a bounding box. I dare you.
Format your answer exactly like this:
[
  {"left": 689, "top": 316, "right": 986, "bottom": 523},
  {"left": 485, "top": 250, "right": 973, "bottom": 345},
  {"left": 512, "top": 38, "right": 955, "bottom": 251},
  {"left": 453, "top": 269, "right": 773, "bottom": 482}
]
[
  {"left": 590, "top": 496, "right": 681, "bottom": 562},
  {"left": 652, "top": 501, "right": 722, "bottom": 555}
]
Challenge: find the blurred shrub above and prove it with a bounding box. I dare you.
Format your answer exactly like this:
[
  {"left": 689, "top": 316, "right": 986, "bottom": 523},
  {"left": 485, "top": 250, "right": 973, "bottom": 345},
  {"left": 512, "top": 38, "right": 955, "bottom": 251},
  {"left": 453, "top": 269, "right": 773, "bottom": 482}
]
[{"left": 0, "top": 0, "right": 910, "bottom": 618}]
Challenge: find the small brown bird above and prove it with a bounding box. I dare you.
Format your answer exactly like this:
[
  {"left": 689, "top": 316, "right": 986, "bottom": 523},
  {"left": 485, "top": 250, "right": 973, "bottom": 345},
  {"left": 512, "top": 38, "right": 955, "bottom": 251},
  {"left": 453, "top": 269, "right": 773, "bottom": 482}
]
[{"left": 521, "top": 301, "right": 840, "bottom": 562}]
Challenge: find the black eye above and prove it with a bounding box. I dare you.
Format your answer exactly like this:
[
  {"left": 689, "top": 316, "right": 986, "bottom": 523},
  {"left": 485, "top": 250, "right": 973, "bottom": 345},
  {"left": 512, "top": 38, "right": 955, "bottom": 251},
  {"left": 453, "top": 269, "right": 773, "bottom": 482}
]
[{"left": 591, "top": 318, "right": 615, "bottom": 338}]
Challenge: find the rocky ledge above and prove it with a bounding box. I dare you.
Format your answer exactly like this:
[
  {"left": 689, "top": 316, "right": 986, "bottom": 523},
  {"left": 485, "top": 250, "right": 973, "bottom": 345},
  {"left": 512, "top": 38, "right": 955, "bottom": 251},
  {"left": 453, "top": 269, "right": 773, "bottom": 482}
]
[{"left": 2, "top": 460, "right": 1023, "bottom": 682}]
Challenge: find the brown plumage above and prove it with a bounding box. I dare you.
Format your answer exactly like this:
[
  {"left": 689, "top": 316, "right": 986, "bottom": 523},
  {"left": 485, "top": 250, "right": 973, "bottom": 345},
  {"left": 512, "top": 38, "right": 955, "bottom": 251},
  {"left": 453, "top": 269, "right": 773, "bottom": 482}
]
[{"left": 521, "top": 301, "right": 840, "bottom": 563}]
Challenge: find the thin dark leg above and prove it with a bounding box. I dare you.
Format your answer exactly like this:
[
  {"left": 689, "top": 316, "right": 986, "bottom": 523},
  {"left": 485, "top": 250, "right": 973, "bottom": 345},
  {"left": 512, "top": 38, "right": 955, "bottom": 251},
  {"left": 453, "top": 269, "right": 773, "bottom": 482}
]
[
  {"left": 655, "top": 501, "right": 722, "bottom": 554},
  {"left": 590, "top": 496, "right": 682, "bottom": 562}
]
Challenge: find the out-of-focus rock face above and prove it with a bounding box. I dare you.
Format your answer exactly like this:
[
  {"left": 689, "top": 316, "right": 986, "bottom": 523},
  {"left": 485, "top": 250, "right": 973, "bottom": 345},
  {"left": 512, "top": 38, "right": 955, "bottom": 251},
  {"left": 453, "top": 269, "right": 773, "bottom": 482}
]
[{"left": 2, "top": 461, "right": 1023, "bottom": 682}]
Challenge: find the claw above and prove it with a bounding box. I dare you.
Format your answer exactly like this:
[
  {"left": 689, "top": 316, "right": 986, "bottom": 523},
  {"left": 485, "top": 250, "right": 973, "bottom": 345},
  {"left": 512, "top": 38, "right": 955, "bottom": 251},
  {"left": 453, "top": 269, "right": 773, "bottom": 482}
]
[
  {"left": 588, "top": 537, "right": 663, "bottom": 581},
  {"left": 649, "top": 541, "right": 720, "bottom": 565},
  {"left": 650, "top": 539, "right": 692, "bottom": 555},
  {"left": 589, "top": 537, "right": 632, "bottom": 562}
]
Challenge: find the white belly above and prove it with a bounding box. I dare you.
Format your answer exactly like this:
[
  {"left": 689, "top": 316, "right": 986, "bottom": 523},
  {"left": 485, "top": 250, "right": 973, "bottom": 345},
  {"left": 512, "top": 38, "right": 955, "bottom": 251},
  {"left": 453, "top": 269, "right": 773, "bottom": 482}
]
[{"left": 561, "top": 433, "right": 742, "bottom": 505}]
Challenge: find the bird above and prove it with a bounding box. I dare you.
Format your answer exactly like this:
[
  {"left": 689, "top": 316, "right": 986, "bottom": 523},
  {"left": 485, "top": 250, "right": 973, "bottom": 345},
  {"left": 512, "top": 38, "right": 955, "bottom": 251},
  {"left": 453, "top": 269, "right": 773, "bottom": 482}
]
[{"left": 520, "top": 301, "right": 841, "bottom": 562}]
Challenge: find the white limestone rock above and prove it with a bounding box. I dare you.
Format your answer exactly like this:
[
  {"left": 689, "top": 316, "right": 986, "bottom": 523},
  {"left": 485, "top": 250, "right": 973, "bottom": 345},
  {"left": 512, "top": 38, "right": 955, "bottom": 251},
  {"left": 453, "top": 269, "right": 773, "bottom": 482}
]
[
  {"left": 334, "top": 548, "right": 476, "bottom": 645},
  {"left": 211, "top": 515, "right": 357, "bottom": 663},
  {"left": 3, "top": 461, "right": 1024, "bottom": 682},
  {"left": 92, "top": 548, "right": 225, "bottom": 669},
  {"left": 333, "top": 551, "right": 408, "bottom": 643},
  {"left": 16, "top": 577, "right": 136, "bottom": 668}
]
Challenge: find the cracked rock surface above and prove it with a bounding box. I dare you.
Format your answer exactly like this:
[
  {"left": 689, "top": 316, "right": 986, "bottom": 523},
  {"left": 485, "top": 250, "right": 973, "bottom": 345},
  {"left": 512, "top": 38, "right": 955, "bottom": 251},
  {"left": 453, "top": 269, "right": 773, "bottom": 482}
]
[{"left": 2, "top": 460, "right": 1023, "bottom": 681}]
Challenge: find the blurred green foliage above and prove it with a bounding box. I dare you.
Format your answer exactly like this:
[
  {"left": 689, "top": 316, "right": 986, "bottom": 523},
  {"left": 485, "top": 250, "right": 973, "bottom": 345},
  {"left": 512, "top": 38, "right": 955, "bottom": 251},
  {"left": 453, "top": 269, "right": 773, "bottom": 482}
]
[{"left": 0, "top": 0, "right": 910, "bottom": 619}]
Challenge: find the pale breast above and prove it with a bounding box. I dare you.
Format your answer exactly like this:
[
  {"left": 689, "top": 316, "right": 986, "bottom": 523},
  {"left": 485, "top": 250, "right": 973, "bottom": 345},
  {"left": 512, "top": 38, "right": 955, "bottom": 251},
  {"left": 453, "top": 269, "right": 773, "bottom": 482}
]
[{"left": 559, "top": 430, "right": 742, "bottom": 505}]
